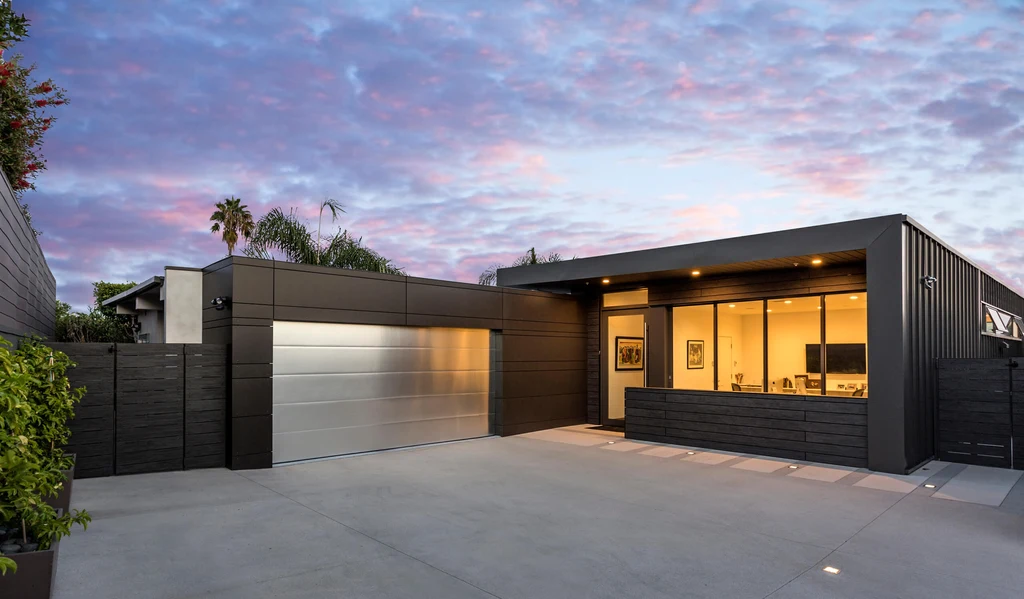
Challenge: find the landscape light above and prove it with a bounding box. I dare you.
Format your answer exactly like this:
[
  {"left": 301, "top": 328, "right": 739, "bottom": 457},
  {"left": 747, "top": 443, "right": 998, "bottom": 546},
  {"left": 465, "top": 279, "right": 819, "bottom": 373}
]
[{"left": 823, "top": 566, "right": 840, "bottom": 575}]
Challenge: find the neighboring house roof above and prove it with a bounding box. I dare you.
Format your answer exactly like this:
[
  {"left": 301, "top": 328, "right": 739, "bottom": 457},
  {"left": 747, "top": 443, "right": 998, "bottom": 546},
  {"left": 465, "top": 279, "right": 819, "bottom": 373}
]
[{"left": 101, "top": 276, "right": 164, "bottom": 307}]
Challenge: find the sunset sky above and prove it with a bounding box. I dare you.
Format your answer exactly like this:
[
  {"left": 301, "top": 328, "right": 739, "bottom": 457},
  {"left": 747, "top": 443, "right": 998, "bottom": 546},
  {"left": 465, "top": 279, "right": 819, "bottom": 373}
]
[{"left": 20, "top": 0, "right": 1024, "bottom": 310}]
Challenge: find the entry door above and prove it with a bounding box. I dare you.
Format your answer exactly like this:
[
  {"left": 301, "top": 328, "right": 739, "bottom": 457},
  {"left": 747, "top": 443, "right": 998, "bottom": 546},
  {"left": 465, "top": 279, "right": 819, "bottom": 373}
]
[
  {"left": 271, "top": 321, "right": 492, "bottom": 463},
  {"left": 601, "top": 309, "right": 647, "bottom": 427}
]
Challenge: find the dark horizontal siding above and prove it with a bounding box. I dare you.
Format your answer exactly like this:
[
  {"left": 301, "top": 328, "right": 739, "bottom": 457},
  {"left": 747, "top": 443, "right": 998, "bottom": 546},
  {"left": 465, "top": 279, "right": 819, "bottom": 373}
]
[
  {"left": 936, "top": 358, "right": 1020, "bottom": 469},
  {"left": 0, "top": 170, "right": 55, "bottom": 341},
  {"left": 625, "top": 387, "right": 867, "bottom": 467}
]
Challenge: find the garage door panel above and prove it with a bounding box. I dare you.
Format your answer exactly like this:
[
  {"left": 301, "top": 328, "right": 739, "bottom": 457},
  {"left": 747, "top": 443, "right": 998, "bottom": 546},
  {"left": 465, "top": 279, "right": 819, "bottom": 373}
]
[
  {"left": 272, "top": 322, "right": 492, "bottom": 463},
  {"left": 273, "top": 414, "right": 490, "bottom": 463},
  {"left": 273, "top": 346, "right": 490, "bottom": 376},
  {"left": 273, "top": 370, "right": 491, "bottom": 404},
  {"left": 273, "top": 392, "right": 490, "bottom": 434},
  {"left": 274, "top": 321, "right": 491, "bottom": 349}
]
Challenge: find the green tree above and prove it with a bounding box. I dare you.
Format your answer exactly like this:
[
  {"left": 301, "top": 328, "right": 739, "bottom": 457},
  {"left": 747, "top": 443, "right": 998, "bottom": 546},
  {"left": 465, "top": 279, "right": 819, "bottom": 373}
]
[
  {"left": 210, "top": 196, "right": 255, "bottom": 256},
  {"left": 54, "top": 281, "right": 137, "bottom": 343},
  {"left": 1, "top": 3, "right": 69, "bottom": 234},
  {"left": 243, "top": 198, "right": 404, "bottom": 275},
  {"left": 478, "top": 248, "right": 565, "bottom": 286}
]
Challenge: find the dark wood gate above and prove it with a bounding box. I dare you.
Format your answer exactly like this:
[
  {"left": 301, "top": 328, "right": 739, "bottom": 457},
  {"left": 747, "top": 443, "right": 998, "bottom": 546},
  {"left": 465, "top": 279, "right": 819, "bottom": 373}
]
[
  {"left": 51, "top": 343, "right": 228, "bottom": 478},
  {"left": 936, "top": 358, "right": 1021, "bottom": 470}
]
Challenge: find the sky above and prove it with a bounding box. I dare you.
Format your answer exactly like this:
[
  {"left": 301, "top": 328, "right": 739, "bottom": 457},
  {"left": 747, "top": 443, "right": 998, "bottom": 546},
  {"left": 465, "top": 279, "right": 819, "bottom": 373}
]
[{"left": 17, "top": 0, "right": 1024, "bottom": 310}]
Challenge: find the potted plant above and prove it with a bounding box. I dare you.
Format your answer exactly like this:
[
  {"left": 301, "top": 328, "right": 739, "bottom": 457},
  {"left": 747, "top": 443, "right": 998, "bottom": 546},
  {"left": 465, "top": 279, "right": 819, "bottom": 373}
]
[{"left": 0, "top": 337, "right": 90, "bottom": 598}]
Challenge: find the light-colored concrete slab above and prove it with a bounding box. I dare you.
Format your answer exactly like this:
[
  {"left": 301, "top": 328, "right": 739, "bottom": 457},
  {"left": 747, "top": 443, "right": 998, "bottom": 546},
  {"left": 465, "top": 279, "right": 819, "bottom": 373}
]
[
  {"left": 787, "top": 464, "right": 855, "bottom": 483},
  {"left": 682, "top": 451, "right": 740, "bottom": 465},
  {"left": 731, "top": 457, "right": 793, "bottom": 473},
  {"left": 854, "top": 462, "right": 949, "bottom": 494},
  {"left": 932, "top": 466, "right": 1023, "bottom": 506},
  {"left": 600, "top": 440, "right": 647, "bottom": 452},
  {"left": 521, "top": 429, "right": 609, "bottom": 446},
  {"left": 639, "top": 446, "right": 688, "bottom": 458}
]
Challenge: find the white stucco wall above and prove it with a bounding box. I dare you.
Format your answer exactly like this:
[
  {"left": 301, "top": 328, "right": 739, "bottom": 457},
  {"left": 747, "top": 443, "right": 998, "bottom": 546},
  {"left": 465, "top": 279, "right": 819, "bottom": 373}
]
[{"left": 163, "top": 268, "right": 203, "bottom": 343}]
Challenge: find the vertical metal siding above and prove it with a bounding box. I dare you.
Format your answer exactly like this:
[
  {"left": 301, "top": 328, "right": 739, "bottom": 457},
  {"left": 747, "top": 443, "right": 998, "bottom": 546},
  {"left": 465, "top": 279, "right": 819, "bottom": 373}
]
[{"left": 903, "top": 223, "right": 991, "bottom": 468}]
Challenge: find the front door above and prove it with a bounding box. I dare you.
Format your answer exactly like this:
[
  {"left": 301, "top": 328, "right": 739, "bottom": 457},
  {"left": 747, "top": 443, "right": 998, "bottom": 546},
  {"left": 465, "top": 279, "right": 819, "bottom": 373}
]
[{"left": 601, "top": 309, "right": 647, "bottom": 427}]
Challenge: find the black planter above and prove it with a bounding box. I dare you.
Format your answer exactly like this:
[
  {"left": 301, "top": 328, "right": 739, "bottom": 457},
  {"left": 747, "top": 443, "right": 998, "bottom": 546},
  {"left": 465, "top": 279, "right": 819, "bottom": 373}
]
[
  {"left": 0, "top": 537, "right": 61, "bottom": 599},
  {"left": 45, "top": 454, "right": 75, "bottom": 516}
]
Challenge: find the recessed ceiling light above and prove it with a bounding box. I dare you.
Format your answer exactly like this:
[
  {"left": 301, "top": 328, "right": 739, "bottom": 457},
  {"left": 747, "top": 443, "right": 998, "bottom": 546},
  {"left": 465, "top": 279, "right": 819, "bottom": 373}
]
[
  {"left": 691, "top": 270, "right": 701, "bottom": 276},
  {"left": 850, "top": 295, "right": 858, "bottom": 300},
  {"left": 812, "top": 258, "right": 823, "bottom": 265},
  {"left": 817, "top": 306, "right": 822, "bottom": 309},
  {"left": 728, "top": 304, "right": 736, "bottom": 308},
  {"left": 602, "top": 278, "right": 610, "bottom": 284},
  {"left": 766, "top": 309, "right": 773, "bottom": 313},
  {"left": 823, "top": 566, "right": 840, "bottom": 575},
  {"left": 784, "top": 300, "right": 792, "bottom": 304},
  {"left": 788, "top": 465, "right": 799, "bottom": 469},
  {"left": 924, "top": 483, "right": 935, "bottom": 489}
]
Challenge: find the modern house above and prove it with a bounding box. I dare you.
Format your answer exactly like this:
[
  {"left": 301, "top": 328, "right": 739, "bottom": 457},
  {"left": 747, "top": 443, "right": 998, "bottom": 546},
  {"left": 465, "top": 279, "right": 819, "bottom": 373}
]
[
  {"left": 114, "top": 214, "right": 1020, "bottom": 476},
  {"left": 103, "top": 267, "right": 204, "bottom": 343}
]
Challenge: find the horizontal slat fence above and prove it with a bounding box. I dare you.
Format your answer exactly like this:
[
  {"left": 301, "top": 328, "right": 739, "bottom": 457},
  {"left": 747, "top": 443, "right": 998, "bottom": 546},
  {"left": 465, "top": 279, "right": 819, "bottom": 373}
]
[
  {"left": 936, "top": 358, "right": 1019, "bottom": 470},
  {"left": 52, "top": 343, "right": 228, "bottom": 478},
  {"left": 625, "top": 387, "right": 868, "bottom": 467}
]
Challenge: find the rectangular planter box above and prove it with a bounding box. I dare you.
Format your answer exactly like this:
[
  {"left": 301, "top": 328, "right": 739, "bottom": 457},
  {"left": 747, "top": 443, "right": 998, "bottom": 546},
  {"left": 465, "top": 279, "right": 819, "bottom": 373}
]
[{"left": 0, "top": 537, "right": 61, "bottom": 599}]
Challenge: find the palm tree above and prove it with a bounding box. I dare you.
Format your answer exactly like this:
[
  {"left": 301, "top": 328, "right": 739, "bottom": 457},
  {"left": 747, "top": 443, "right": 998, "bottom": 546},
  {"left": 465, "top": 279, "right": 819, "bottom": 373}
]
[
  {"left": 210, "top": 196, "right": 255, "bottom": 256},
  {"left": 479, "top": 247, "right": 565, "bottom": 286},
  {"left": 243, "top": 198, "right": 405, "bottom": 275}
]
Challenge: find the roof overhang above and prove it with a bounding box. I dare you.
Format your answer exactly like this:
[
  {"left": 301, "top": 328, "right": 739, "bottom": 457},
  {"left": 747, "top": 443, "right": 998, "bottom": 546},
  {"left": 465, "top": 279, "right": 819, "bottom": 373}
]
[
  {"left": 496, "top": 214, "right": 901, "bottom": 291},
  {"left": 101, "top": 276, "right": 164, "bottom": 308}
]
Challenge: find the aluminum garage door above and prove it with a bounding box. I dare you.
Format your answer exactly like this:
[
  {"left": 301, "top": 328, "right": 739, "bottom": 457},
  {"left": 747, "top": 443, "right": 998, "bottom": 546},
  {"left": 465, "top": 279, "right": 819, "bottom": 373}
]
[{"left": 272, "top": 321, "right": 492, "bottom": 463}]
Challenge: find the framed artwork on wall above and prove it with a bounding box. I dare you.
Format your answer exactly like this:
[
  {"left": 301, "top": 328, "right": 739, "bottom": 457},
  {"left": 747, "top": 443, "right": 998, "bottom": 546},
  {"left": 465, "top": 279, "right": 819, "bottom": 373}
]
[
  {"left": 615, "top": 336, "right": 644, "bottom": 371},
  {"left": 687, "top": 340, "right": 704, "bottom": 369}
]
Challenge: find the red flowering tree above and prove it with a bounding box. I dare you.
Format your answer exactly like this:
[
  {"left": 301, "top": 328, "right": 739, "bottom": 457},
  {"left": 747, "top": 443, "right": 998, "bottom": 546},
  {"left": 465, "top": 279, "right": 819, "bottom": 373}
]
[{"left": 1, "top": 4, "right": 68, "bottom": 207}]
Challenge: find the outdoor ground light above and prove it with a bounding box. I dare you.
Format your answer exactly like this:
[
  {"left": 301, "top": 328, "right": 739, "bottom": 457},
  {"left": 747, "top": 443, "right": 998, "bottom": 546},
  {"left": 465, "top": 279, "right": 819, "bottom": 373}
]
[
  {"left": 788, "top": 465, "right": 799, "bottom": 469},
  {"left": 211, "top": 296, "right": 231, "bottom": 311},
  {"left": 823, "top": 566, "right": 840, "bottom": 575},
  {"left": 924, "top": 484, "right": 936, "bottom": 489}
]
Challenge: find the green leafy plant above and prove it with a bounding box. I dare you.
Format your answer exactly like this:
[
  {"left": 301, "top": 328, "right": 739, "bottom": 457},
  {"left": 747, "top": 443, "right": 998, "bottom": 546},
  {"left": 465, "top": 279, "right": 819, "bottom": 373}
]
[
  {"left": 0, "top": 555, "right": 15, "bottom": 574},
  {"left": 0, "top": 337, "right": 90, "bottom": 569},
  {"left": 55, "top": 280, "right": 138, "bottom": 343},
  {"left": 244, "top": 198, "right": 405, "bottom": 275}
]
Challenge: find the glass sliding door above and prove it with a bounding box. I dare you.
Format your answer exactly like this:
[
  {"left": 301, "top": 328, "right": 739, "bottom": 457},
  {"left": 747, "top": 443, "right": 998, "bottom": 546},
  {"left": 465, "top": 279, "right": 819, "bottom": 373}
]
[
  {"left": 672, "top": 304, "right": 714, "bottom": 391},
  {"left": 717, "top": 301, "right": 764, "bottom": 392}
]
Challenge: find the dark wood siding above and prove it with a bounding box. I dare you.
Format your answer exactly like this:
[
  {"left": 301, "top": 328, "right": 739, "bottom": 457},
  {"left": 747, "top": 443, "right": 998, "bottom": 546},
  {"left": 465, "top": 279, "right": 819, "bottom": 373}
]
[
  {"left": 115, "top": 345, "right": 185, "bottom": 475},
  {"left": 936, "top": 359, "right": 1020, "bottom": 470},
  {"left": 586, "top": 297, "right": 600, "bottom": 424},
  {"left": 52, "top": 343, "right": 115, "bottom": 478},
  {"left": 625, "top": 387, "right": 868, "bottom": 467},
  {"left": 647, "top": 262, "right": 866, "bottom": 306},
  {"left": 0, "top": 171, "right": 55, "bottom": 341}
]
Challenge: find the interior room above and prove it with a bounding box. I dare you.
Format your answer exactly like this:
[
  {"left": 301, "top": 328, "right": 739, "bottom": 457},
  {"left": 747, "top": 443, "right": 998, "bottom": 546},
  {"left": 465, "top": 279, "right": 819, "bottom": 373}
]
[{"left": 670, "top": 292, "right": 867, "bottom": 397}]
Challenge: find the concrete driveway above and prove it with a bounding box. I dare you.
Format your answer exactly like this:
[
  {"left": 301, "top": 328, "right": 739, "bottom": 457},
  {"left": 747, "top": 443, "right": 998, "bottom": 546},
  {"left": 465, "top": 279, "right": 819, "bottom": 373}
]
[{"left": 55, "top": 426, "right": 1024, "bottom": 599}]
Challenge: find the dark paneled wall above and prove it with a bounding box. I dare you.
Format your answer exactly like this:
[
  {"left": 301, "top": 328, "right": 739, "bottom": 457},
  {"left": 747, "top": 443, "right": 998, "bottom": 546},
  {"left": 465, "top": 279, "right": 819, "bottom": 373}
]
[
  {"left": 52, "top": 343, "right": 115, "bottom": 478},
  {"left": 936, "top": 359, "right": 1019, "bottom": 470},
  {"left": 203, "top": 258, "right": 588, "bottom": 468},
  {"left": 646, "top": 262, "right": 866, "bottom": 306},
  {"left": 55, "top": 343, "right": 228, "bottom": 477},
  {"left": 0, "top": 171, "right": 55, "bottom": 341},
  {"left": 585, "top": 297, "right": 600, "bottom": 424},
  {"left": 626, "top": 387, "right": 868, "bottom": 467}
]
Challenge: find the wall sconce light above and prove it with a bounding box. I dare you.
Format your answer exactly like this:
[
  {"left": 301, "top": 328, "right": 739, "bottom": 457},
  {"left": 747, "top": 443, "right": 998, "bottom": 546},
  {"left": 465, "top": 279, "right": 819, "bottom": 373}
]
[
  {"left": 922, "top": 275, "right": 937, "bottom": 290},
  {"left": 211, "top": 296, "right": 231, "bottom": 311}
]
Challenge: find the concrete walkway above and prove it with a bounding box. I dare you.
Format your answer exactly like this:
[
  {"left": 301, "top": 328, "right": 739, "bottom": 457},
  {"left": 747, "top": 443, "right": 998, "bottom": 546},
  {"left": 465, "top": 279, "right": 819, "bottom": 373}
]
[{"left": 55, "top": 428, "right": 1024, "bottom": 599}]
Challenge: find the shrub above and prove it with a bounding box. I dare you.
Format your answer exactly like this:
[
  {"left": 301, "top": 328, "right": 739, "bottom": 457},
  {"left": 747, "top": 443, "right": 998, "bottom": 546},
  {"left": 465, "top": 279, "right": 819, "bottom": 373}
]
[{"left": 0, "top": 337, "right": 90, "bottom": 572}]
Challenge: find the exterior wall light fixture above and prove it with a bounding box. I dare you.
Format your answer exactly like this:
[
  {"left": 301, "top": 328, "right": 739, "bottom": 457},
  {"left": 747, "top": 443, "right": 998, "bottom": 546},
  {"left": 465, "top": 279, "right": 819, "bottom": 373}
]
[
  {"left": 211, "top": 296, "right": 231, "bottom": 311},
  {"left": 922, "top": 275, "right": 937, "bottom": 289}
]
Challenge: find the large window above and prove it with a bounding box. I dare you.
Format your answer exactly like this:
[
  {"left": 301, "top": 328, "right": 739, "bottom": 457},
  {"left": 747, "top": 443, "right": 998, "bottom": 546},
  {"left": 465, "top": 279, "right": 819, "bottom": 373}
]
[
  {"left": 668, "top": 292, "right": 868, "bottom": 396},
  {"left": 767, "top": 296, "right": 822, "bottom": 394},
  {"left": 717, "top": 301, "right": 764, "bottom": 392},
  {"left": 672, "top": 305, "right": 714, "bottom": 391},
  {"left": 823, "top": 292, "right": 868, "bottom": 397}
]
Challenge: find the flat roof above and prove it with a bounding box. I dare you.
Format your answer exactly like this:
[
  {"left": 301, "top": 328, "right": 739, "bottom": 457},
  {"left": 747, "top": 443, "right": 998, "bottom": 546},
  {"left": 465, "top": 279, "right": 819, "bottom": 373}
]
[
  {"left": 101, "top": 276, "right": 163, "bottom": 306},
  {"left": 496, "top": 214, "right": 1020, "bottom": 295}
]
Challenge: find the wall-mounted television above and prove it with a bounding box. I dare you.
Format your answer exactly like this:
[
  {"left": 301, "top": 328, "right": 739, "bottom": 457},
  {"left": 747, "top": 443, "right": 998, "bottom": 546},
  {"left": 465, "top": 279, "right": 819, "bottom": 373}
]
[{"left": 806, "top": 344, "right": 866, "bottom": 374}]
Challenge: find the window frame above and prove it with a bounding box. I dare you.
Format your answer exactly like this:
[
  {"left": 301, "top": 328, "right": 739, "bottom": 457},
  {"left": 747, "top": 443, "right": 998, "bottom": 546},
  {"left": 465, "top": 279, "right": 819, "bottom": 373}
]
[{"left": 667, "top": 290, "right": 867, "bottom": 395}]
